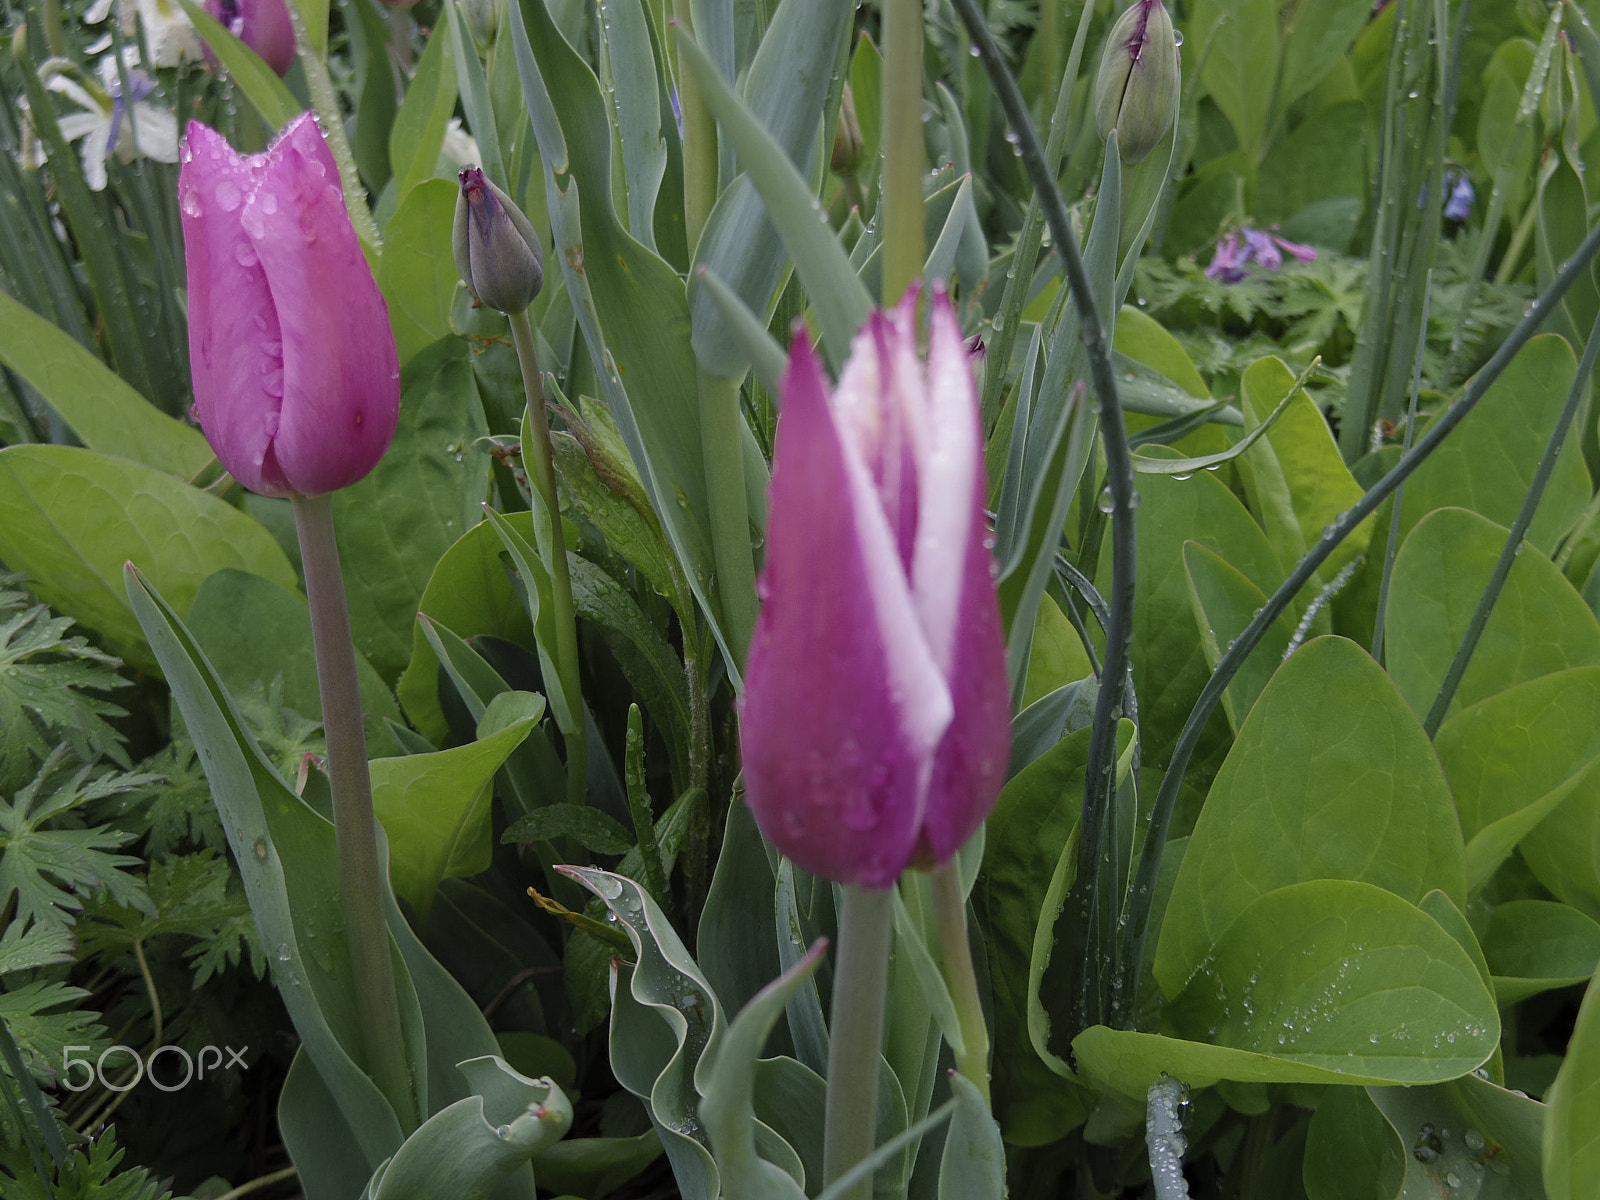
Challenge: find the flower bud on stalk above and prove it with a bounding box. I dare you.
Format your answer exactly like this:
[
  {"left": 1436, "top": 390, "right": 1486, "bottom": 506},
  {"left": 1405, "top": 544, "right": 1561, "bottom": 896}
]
[
  {"left": 179, "top": 114, "right": 400, "bottom": 495},
  {"left": 203, "top": 0, "right": 296, "bottom": 76},
  {"left": 831, "top": 83, "right": 865, "bottom": 176},
  {"left": 1093, "top": 0, "right": 1180, "bottom": 165},
  {"left": 739, "top": 289, "right": 1011, "bottom": 889},
  {"left": 453, "top": 166, "right": 545, "bottom": 315}
]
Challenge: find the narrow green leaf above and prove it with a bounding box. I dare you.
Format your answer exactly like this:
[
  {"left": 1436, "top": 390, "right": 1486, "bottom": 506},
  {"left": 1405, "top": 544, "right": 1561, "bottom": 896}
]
[
  {"left": 503, "top": 803, "right": 633, "bottom": 855},
  {"left": 0, "top": 292, "right": 213, "bottom": 479},
  {"left": 390, "top": 19, "right": 460, "bottom": 203},
  {"left": 1545, "top": 964, "right": 1600, "bottom": 1198},
  {"left": 179, "top": 0, "right": 302, "bottom": 131},
  {"left": 376, "top": 180, "right": 463, "bottom": 366}
]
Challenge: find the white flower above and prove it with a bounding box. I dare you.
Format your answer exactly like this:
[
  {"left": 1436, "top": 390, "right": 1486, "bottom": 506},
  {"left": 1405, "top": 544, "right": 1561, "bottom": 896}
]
[
  {"left": 111, "top": 0, "right": 200, "bottom": 66},
  {"left": 438, "top": 117, "right": 481, "bottom": 175},
  {"left": 42, "top": 54, "right": 179, "bottom": 190}
]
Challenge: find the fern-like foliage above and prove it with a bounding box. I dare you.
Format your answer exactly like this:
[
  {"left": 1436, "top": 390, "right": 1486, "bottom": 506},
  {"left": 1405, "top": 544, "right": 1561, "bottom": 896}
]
[
  {"left": 0, "top": 1126, "right": 179, "bottom": 1200},
  {"left": 0, "top": 574, "right": 129, "bottom": 793}
]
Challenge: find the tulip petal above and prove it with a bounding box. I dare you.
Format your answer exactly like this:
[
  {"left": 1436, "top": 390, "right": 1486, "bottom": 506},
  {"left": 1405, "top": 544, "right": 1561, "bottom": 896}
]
[
  {"left": 740, "top": 334, "right": 953, "bottom": 888},
  {"left": 180, "top": 120, "right": 288, "bottom": 494},
  {"left": 245, "top": 115, "right": 400, "bottom": 495},
  {"left": 831, "top": 295, "right": 923, "bottom": 571},
  {"left": 912, "top": 293, "right": 1011, "bottom": 861}
]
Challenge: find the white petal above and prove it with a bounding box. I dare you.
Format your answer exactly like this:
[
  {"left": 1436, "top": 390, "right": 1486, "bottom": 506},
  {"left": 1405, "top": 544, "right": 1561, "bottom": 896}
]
[
  {"left": 128, "top": 105, "right": 180, "bottom": 161},
  {"left": 80, "top": 123, "right": 111, "bottom": 190}
]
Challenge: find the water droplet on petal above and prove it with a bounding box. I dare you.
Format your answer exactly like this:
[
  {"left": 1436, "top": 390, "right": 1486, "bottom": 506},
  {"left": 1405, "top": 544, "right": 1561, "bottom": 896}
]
[{"left": 214, "top": 179, "right": 242, "bottom": 211}]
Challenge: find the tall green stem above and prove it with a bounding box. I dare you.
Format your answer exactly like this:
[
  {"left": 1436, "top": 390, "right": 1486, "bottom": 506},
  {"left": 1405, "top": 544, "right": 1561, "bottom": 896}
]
[
  {"left": 698, "top": 370, "right": 757, "bottom": 666},
  {"left": 880, "top": 0, "right": 925, "bottom": 304},
  {"left": 389, "top": 5, "right": 413, "bottom": 69},
  {"left": 823, "top": 884, "right": 895, "bottom": 1200},
  {"left": 291, "top": 492, "right": 416, "bottom": 1132},
  {"left": 931, "top": 862, "right": 990, "bottom": 1103},
  {"left": 674, "top": 0, "right": 718, "bottom": 253},
  {"left": 509, "top": 310, "right": 587, "bottom": 807}
]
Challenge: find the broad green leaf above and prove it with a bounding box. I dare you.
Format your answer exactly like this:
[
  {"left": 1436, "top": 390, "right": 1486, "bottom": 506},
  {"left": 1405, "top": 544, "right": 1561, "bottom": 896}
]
[
  {"left": 396, "top": 514, "right": 535, "bottom": 743},
  {"left": 1536, "top": 155, "right": 1600, "bottom": 352},
  {"left": 0, "top": 446, "right": 297, "bottom": 670},
  {"left": 674, "top": 24, "right": 872, "bottom": 368},
  {"left": 1436, "top": 669, "right": 1600, "bottom": 891},
  {"left": 975, "top": 727, "right": 1094, "bottom": 1145},
  {"left": 699, "top": 944, "right": 824, "bottom": 1199},
  {"left": 1302, "top": 1086, "right": 1404, "bottom": 1200},
  {"left": 696, "top": 799, "right": 781, "bottom": 1025},
  {"left": 1368, "top": 1074, "right": 1547, "bottom": 1200},
  {"left": 1152, "top": 881, "right": 1496, "bottom": 1085},
  {"left": 937, "top": 1073, "right": 1004, "bottom": 1200},
  {"left": 1255, "top": 102, "right": 1370, "bottom": 226},
  {"left": 1238, "top": 356, "right": 1371, "bottom": 577},
  {"left": 1113, "top": 305, "right": 1210, "bottom": 400},
  {"left": 370, "top": 715, "right": 536, "bottom": 916},
  {"left": 178, "top": 0, "right": 301, "bottom": 132},
  {"left": 528, "top": 1129, "right": 664, "bottom": 1199},
  {"left": 1191, "top": 0, "right": 1280, "bottom": 157},
  {"left": 1181, "top": 542, "right": 1296, "bottom": 732},
  {"left": 1386, "top": 508, "right": 1600, "bottom": 721},
  {"left": 1105, "top": 465, "right": 1284, "bottom": 786},
  {"left": 1544, "top": 965, "right": 1600, "bottom": 1199},
  {"left": 390, "top": 19, "right": 460, "bottom": 204},
  {"left": 364, "top": 1056, "right": 570, "bottom": 1199},
  {"left": 1155, "top": 637, "right": 1466, "bottom": 1000},
  {"left": 334, "top": 337, "right": 492, "bottom": 682},
  {"left": 565, "top": 866, "right": 725, "bottom": 1200},
  {"left": 1019, "top": 592, "right": 1094, "bottom": 711},
  {"left": 1279, "top": 1, "right": 1372, "bottom": 110},
  {"left": 377, "top": 180, "right": 463, "bottom": 367},
  {"left": 187, "top": 569, "right": 399, "bottom": 749},
  {"left": 1483, "top": 900, "right": 1600, "bottom": 1005},
  {"left": 0, "top": 292, "right": 213, "bottom": 479},
  {"left": 1398, "top": 334, "right": 1591, "bottom": 556}
]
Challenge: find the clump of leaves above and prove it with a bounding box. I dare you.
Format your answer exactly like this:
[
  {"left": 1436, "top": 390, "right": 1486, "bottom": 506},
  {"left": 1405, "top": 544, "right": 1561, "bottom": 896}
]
[{"left": 0, "top": 572, "right": 129, "bottom": 794}]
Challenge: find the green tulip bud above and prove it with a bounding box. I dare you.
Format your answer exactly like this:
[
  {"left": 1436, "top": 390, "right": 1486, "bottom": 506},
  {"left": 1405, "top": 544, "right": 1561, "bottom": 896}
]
[
  {"left": 831, "top": 82, "right": 865, "bottom": 176},
  {"left": 461, "top": 0, "right": 500, "bottom": 55},
  {"left": 1542, "top": 32, "right": 1579, "bottom": 143},
  {"left": 1093, "top": 0, "right": 1180, "bottom": 166},
  {"left": 453, "top": 166, "right": 544, "bottom": 315}
]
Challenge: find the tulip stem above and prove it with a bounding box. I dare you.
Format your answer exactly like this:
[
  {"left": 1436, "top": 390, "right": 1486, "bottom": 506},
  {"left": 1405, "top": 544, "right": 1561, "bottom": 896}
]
[
  {"left": 823, "top": 883, "right": 894, "bottom": 1200},
  {"left": 698, "top": 370, "right": 758, "bottom": 666},
  {"left": 291, "top": 492, "right": 417, "bottom": 1133},
  {"left": 509, "top": 309, "right": 588, "bottom": 808},
  {"left": 931, "top": 862, "right": 990, "bottom": 1104},
  {"left": 881, "top": 0, "right": 925, "bottom": 305}
]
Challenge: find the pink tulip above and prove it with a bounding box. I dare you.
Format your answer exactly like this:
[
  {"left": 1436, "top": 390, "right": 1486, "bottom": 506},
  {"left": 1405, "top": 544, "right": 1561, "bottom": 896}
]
[
  {"left": 203, "top": 0, "right": 296, "bottom": 77},
  {"left": 179, "top": 115, "right": 399, "bottom": 497},
  {"left": 739, "top": 289, "right": 1011, "bottom": 889}
]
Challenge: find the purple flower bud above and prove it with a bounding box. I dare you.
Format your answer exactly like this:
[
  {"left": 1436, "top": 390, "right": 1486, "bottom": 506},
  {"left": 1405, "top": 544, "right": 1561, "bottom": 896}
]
[
  {"left": 1444, "top": 173, "right": 1475, "bottom": 222},
  {"left": 1271, "top": 232, "right": 1317, "bottom": 264},
  {"left": 179, "top": 115, "right": 400, "bottom": 496},
  {"left": 203, "top": 0, "right": 295, "bottom": 77},
  {"left": 1242, "top": 227, "right": 1281, "bottom": 270},
  {"left": 739, "top": 290, "right": 1011, "bottom": 889},
  {"left": 1205, "top": 232, "right": 1246, "bottom": 283},
  {"left": 1093, "top": 0, "right": 1180, "bottom": 165},
  {"left": 453, "top": 167, "right": 545, "bottom": 315}
]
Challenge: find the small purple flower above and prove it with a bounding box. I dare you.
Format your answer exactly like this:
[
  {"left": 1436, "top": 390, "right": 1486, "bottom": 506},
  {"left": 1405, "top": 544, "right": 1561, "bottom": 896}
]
[
  {"left": 1444, "top": 172, "right": 1475, "bottom": 222},
  {"left": 1205, "top": 226, "right": 1317, "bottom": 284},
  {"left": 1205, "top": 231, "right": 1246, "bottom": 283}
]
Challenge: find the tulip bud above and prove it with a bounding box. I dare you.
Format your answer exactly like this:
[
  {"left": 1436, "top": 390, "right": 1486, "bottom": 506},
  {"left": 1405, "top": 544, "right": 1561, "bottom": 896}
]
[
  {"left": 1542, "top": 32, "right": 1579, "bottom": 141},
  {"left": 453, "top": 167, "right": 545, "bottom": 315},
  {"left": 739, "top": 289, "right": 1011, "bottom": 889},
  {"left": 1093, "top": 0, "right": 1179, "bottom": 166},
  {"left": 462, "top": 0, "right": 500, "bottom": 54},
  {"left": 178, "top": 115, "right": 400, "bottom": 496},
  {"left": 203, "top": 0, "right": 296, "bottom": 77},
  {"left": 831, "top": 83, "right": 864, "bottom": 177}
]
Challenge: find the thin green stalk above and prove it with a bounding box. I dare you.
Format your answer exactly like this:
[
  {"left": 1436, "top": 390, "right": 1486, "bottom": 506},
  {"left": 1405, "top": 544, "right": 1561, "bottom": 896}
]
[
  {"left": 624, "top": 704, "right": 670, "bottom": 906},
  {"left": 291, "top": 491, "right": 416, "bottom": 1131},
  {"left": 823, "top": 884, "right": 895, "bottom": 1200},
  {"left": 880, "top": 0, "right": 924, "bottom": 304},
  {"left": 674, "top": 0, "right": 718, "bottom": 253},
  {"left": 698, "top": 369, "right": 758, "bottom": 665},
  {"left": 211, "top": 1167, "right": 300, "bottom": 1200},
  {"left": 1423, "top": 303, "right": 1600, "bottom": 735},
  {"left": 1116, "top": 214, "right": 1600, "bottom": 1014},
  {"left": 1494, "top": 201, "right": 1540, "bottom": 287},
  {"left": 1372, "top": 276, "right": 1432, "bottom": 662},
  {"left": 951, "top": 0, "right": 1136, "bottom": 1035},
  {"left": 509, "top": 309, "right": 587, "bottom": 807},
  {"left": 286, "top": 0, "right": 381, "bottom": 248},
  {"left": 930, "top": 862, "right": 989, "bottom": 1104}
]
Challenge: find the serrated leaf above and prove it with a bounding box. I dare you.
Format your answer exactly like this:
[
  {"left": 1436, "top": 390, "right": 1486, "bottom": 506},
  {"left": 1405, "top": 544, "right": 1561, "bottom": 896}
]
[{"left": 503, "top": 804, "right": 634, "bottom": 855}]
